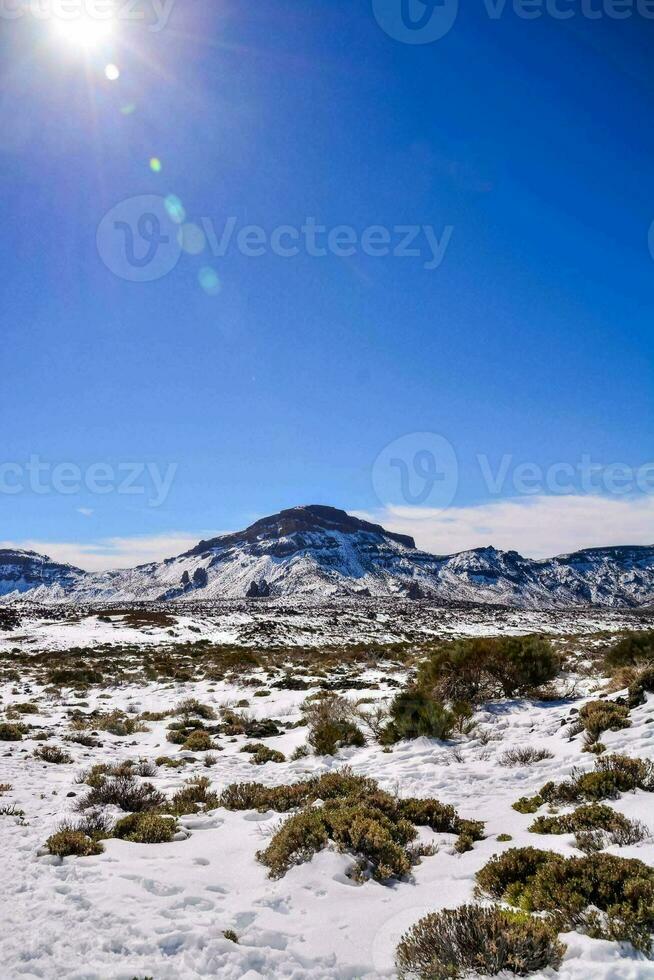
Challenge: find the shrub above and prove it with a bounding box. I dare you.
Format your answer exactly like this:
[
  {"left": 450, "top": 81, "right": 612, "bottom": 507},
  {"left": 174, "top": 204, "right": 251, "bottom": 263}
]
[
  {"left": 222, "top": 768, "right": 482, "bottom": 877},
  {"left": 578, "top": 700, "right": 630, "bottom": 742},
  {"left": 242, "top": 744, "right": 286, "bottom": 765},
  {"left": 181, "top": 729, "right": 214, "bottom": 752},
  {"left": 303, "top": 693, "right": 365, "bottom": 756},
  {"left": 167, "top": 776, "right": 219, "bottom": 815},
  {"left": 499, "top": 747, "right": 554, "bottom": 767},
  {"left": 34, "top": 745, "right": 73, "bottom": 765},
  {"left": 395, "top": 905, "right": 565, "bottom": 979},
  {"left": 0, "top": 722, "right": 25, "bottom": 741},
  {"left": 516, "top": 754, "right": 654, "bottom": 811},
  {"left": 258, "top": 799, "right": 415, "bottom": 881},
  {"left": 417, "top": 635, "right": 559, "bottom": 705},
  {"left": 627, "top": 667, "right": 654, "bottom": 709},
  {"left": 385, "top": 689, "right": 455, "bottom": 742},
  {"left": 605, "top": 630, "right": 654, "bottom": 669},
  {"left": 47, "top": 667, "right": 104, "bottom": 687},
  {"left": 530, "top": 803, "right": 649, "bottom": 851},
  {"left": 175, "top": 698, "right": 216, "bottom": 720},
  {"left": 112, "top": 812, "right": 177, "bottom": 844},
  {"left": 77, "top": 776, "right": 166, "bottom": 813},
  {"left": 46, "top": 825, "right": 104, "bottom": 858},
  {"left": 71, "top": 710, "right": 147, "bottom": 737},
  {"left": 476, "top": 848, "right": 654, "bottom": 951}
]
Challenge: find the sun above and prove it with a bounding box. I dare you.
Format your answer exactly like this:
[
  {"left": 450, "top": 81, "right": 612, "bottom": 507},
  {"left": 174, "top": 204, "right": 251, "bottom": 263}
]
[{"left": 52, "top": 15, "right": 114, "bottom": 49}]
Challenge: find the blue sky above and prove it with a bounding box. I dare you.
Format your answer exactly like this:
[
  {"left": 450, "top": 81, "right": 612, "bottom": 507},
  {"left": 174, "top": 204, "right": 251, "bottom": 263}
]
[{"left": 1, "top": 1, "right": 653, "bottom": 568}]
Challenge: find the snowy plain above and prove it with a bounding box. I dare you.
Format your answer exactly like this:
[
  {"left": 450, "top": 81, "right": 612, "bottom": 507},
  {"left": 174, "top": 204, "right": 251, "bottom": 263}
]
[{"left": 1, "top": 605, "right": 653, "bottom": 979}]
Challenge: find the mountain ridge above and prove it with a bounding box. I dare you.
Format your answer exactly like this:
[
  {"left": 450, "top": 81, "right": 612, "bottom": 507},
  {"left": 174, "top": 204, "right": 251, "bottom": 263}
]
[{"left": 2, "top": 505, "right": 653, "bottom": 608}]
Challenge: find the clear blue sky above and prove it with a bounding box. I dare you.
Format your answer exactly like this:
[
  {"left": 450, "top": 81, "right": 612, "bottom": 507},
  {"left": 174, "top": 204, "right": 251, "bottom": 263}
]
[{"left": 1, "top": 1, "right": 653, "bottom": 562}]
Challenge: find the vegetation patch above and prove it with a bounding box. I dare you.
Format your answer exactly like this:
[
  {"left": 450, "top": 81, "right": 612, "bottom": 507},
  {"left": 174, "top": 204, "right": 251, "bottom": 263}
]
[
  {"left": 112, "top": 812, "right": 178, "bottom": 844},
  {"left": 220, "top": 768, "right": 482, "bottom": 879},
  {"left": 476, "top": 847, "right": 654, "bottom": 951},
  {"left": 513, "top": 754, "right": 654, "bottom": 812},
  {"left": 34, "top": 745, "right": 73, "bottom": 765},
  {"left": 395, "top": 905, "right": 565, "bottom": 979},
  {"left": 529, "top": 803, "right": 649, "bottom": 852}
]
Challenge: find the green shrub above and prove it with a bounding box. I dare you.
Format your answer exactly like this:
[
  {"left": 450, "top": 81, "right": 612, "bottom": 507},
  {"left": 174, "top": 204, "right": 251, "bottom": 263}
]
[
  {"left": 417, "top": 635, "right": 559, "bottom": 705},
  {"left": 0, "top": 722, "right": 26, "bottom": 741},
  {"left": 578, "top": 700, "right": 630, "bottom": 741},
  {"left": 529, "top": 803, "right": 648, "bottom": 851},
  {"left": 499, "top": 747, "right": 554, "bottom": 767},
  {"left": 222, "top": 768, "right": 482, "bottom": 878},
  {"left": 518, "top": 754, "right": 654, "bottom": 812},
  {"left": 46, "top": 825, "right": 104, "bottom": 858},
  {"left": 112, "top": 812, "right": 177, "bottom": 843},
  {"left": 181, "top": 729, "right": 214, "bottom": 752},
  {"left": 605, "top": 631, "right": 654, "bottom": 669},
  {"left": 241, "top": 743, "right": 286, "bottom": 765},
  {"left": 385, "top": 689, "right": 455, "bottom": 742},
  {"left": 627, "top": 667, "right": 654, "bottom": 709},
  {"left": 175, "top": 698, "right": 216, "bottom": 720},
  {"left": 77, "top": 776, "right": 166, "bottom": 813},
  {"left": 476, "top": 848, "right": 654, "bottom": 951},
  {"left": 258, "top": 798, "right": 415, "bottom": 881},
  {"left": 167, "top": 776, "right": 219, "bottom": 815},
  {"left": 395, "top": 905, "right": 565, "bottom": 979},
  {"left": 34, "top": 745, "right": 73, "bottom": 765},
  {"left": 309, "top": 719, "right": 365, "bottom": 755},
  {"left": 303, "top": 693, "right": 366, "bottom": 756}
]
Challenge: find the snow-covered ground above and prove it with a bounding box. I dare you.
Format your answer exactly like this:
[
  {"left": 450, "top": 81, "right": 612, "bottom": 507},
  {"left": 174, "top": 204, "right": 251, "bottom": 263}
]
[
  {"left": 1, "top": 613, "right": 653, "bottom": 979},
  {"left": 1, "top": 600, "right": 651, "bottom": 654}
]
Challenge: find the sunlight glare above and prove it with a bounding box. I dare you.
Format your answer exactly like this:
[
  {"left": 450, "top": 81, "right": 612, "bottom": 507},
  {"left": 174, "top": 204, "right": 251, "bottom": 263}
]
[{"left": 53, "top": 16, "right": 114, "bottom": 49}]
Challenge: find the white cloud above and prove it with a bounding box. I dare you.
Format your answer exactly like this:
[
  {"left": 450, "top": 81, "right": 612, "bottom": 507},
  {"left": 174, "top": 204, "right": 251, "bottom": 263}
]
[
  {"left": 77, "top": 508, "right": 94, "bottom": 517},
  {"left": 0, "top": 533, "right": 207, "bottom": 572},
  {"left": 355, "top": 494, "right": 654, "bottom": 559}
]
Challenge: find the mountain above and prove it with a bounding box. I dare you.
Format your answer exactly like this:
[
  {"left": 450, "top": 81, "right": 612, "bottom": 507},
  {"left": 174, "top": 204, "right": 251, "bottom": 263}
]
[
  {"left": 0, "top": 550, "right": 85, "bottom": 598},
  {"left": 2, "top": 506, "right": 654, "bottom": 608}
]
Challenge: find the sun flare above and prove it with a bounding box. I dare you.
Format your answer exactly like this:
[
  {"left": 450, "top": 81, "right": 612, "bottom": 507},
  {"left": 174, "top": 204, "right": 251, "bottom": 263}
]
[{"left": 52, "top": 15, "right": 114, "bottom": 49}]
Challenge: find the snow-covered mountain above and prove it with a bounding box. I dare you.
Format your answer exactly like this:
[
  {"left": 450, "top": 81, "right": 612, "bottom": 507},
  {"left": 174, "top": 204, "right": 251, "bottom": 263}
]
[
  {"left": 2, "top": 506, "right": 654, "bottom": 608},
  {"left": 0, "top": 550, "right": 86, "bottom": 599}
]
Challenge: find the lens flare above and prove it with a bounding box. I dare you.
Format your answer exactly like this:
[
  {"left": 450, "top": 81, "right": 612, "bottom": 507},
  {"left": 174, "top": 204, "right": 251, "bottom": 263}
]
[
  {"left": 53, "top": 16, "right": 114, "bottom": 49},
  {"left": 105, "top": 64, "right": 120, "bottom": 81}
]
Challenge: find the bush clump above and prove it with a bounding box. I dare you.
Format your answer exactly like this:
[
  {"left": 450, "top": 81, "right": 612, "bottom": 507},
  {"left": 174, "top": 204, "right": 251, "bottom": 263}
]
[
  {"left": 383, "top": 689, "right": 455, "bottom": 743},
  {"left": 46, "top": 825, "right": 104, "bottom": 858},
  {"left": 395, "top": 904, "right": 565, "bottom": 979},
  {"left": 34, "top": 745, "right": 73, "bottom": 765},
  {"left": 627, "top": 667, "right": 654, "bottom": 709},
  {"left": 167, "top": 776, "right": 219, "bottom": 815},
  {"left": 303, "top": 693, "right": 365, "bottom": 756},
  {"left": 112, "top": 812, "right": 178, "bottom": 844},
  {"left": 0, "top": 722, "right": 26, "bottom": 741},
  {"left": 417, "top": 635, "right": 560, "bottom": 706},
  {"left": 241, "top": 743, "right": 286, "bottom": 765},
  {"left": 499, "top": 746, "right": 554, "bottom": 767},
  {"left": 530, "top": 803, "right": 649, "bottom": 852},
  {"left": 77, "top": 776, "right": 166, "bottom": 813},
  {"left": 181, "top": 729, "right": 214, "bottom": 752},
  {"left": 605, "top": 631, "right": 654, "bottom": 670},
  {"left": 221, "top": 768, "right": 482, "bottom": 879},
  {"left": 578, "top": 700, "right": 630, "bottom": 743},
  {"left": 476, "top": 847, "right": 654, "bottom": 951},
  {"left": 513, "top": 754, "right": 654, "bottom": 812}
]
